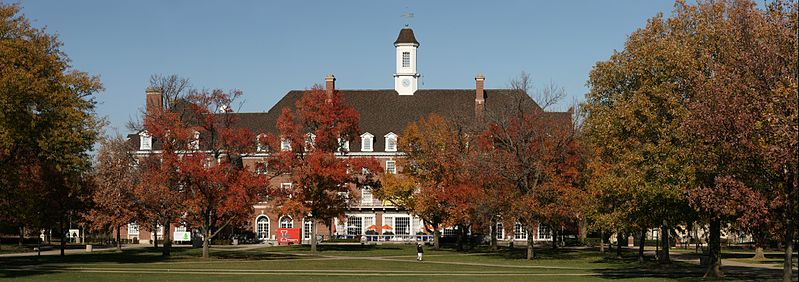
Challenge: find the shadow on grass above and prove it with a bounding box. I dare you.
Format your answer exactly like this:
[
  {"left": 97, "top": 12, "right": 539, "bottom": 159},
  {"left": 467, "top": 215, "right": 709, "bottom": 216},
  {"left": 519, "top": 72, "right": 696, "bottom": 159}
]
[{"left": 0, "top": 246, "right": 304, "bottom": 279}]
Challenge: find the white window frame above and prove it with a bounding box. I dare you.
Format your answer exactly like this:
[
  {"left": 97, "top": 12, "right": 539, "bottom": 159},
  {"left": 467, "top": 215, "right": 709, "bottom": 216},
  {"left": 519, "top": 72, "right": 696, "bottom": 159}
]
[
  {"left": 538, "top": 224, "right": 552, "bottom": 241},
  {"left": 279, "top": 215, "right": 294, "bottom": 228},
  {"left": 256, "top": 216, "right": 270, "bottom": 240},
  {"left": 385, "top": 160, "right": 396, "bottom": 174},
  {"left": 337, "top": 137, "right": 349, "bottom": 152},
  {"left": 360, "top": 132, "right": 374, "bottom": 152},
  {"left": 189, "top": 131, "right": 200, "bottom": 150},
  {"left": 361, "top": 187, "right": 373, "bottom": 205},
  {"left": 128, "top": 222, "right": 139, "bottom": 235},
  {"left": 305, "top": 133, "right": 315, "bottom": 151},
  {"left": 402, "top": 52, "right": 410, "bottom": 67},
  {"left": 256, "top": 134, "right": 266, "bottom": 152},
  {"left": 139, "top": 131, "right": 152, "bottom": 150},
  {"left": 255, "top": 162, "right": 267, "bottom": 175},
  {"left": 303, "top": 218, "right": 313, "bottom": 240},
  {"left": 384, "top": 132, "right": 398, "bottom": 152},
  {"left": 514, "top": 222, "right": 528, "bottom": 240},
  {"left": 281, "top": 138, "right": 291, "bottom": 151},
  {"left": 496, "top": 222, "right": 504, "bottom": 240}
]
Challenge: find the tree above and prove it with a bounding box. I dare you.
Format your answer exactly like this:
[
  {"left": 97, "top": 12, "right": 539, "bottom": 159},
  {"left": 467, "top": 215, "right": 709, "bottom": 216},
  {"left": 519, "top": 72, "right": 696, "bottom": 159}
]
[
  {"left": 480, "top": 75, "right": 583, "bottom": 260},
  {"left": 143, "top": 88, "right": 269, "bottom": 258},
  {"left": 266, "top": 85, "right": 381, "bottom": 255},
  {"left": 88, "top": 135, "right": 140, "bottom": 252},
  {"left": 0, "top": 3, "right": 102, "bottom": 256}
]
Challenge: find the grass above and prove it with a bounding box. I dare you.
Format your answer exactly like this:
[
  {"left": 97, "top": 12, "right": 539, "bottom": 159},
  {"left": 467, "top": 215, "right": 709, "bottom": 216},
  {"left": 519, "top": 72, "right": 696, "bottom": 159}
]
[{"left": 0, "top": 244, "right": 794, "bottom": 281}]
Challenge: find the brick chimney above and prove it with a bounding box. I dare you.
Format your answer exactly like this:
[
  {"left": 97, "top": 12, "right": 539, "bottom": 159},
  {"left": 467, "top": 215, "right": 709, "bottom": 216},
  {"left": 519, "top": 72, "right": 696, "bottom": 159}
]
[
  {"left": 145, "top": 87, "right": 163, "bottom": 115},
  {"left": 475, "top": 73, "right": 485, "bottom": 121},
  {"left": 325, "top": 74, "right": 335, "bottom": 103}
]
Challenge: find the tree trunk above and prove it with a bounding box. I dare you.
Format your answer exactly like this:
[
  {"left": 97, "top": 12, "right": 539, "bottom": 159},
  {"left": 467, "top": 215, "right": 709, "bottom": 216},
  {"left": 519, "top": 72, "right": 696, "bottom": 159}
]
[
  {"left": 639, "top": 228, "right": 646, "bottom": 263},
  {"left": 552, "top": 228, "right": 558, "bottom": 250},
  {"left": 433, "top": 228, "right": 441, "bottom": 249},
  {"left": 456, "top": 224, "right": 464, "bottom": 251},
  {"left": 152, "top": 221, "right": 159, "bottom": 248},
  {"left": 526, "top": 230, "right": 535, "bottom": 260},
  {"left": 600, "top": 230, "right": 605, "bottom": 254},
  {"left": 19, "top": 225, "right": 24, "bottom": 247},
  {"left": 202, "top": 229, "right": 210, "bottom": 259},
  {"left": 704, "top": 218, "right": 723, "bottom": 278},
  {"left": 310, "top": 219, "right": 318, "bottom": 255},
  {"left": 490, "top": 219, "right": 498, "bottom": 252},
  {"left": 659, "top": 221, "right": 670, "bottom": 264},
  {"left": 783, "top": 168, "right": 795, "bottom": 282},
  {"left": 59, "top": 219, "right": 66, "bottom": 256},
  {"left": 616, "top": 231, "right": 623, "bottom": 258},
  {"left": 116, "top": 225, "right": 122, "bottom": 252},
  {"left": 579, "top": 218, "right": 587, "bottom": 244},
  {"left": 162, "top": 222, "right": 171, "bottom": 256}
]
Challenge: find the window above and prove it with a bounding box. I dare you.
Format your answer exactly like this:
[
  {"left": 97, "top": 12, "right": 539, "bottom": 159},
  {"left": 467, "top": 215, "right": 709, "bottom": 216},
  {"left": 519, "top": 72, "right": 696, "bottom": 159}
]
[
  {"left": 281, "top": 138, "right": 291, "bottom": 151},
  {"left": 402, "top": 52, "right": 410, "bottom": 67},
  {"left": 303, "top": 219, "right": 313, "bottom": 240},
  {"left": 279, "top": 216, "right": 294, "bottom": 228},
  {"left": 139, "top": 131, "right": 152, "bottom": 150},
  {"left": 361, "top": 188, "right": 373, "bottom": 205},
  {"left": 386, "top": 160, "right": 396, "bottom": 174},
  {"left": 305, "top": 133, "right": 315, "bottom": 150},
  {"left": 189, "top": 131, "right": 200, "bottom": 150},
  {"left": 652, "top": 229, "right": 658, "bottom": 240},
  {"left": 281, "top": 183, "right": 292, "bottom": 198},
  {"left": 383, "top": 216, "right": 393, "bottom": 233},
  {"left": 538, "top": 224, "right": 552, "bottom": 240},
  {"left": 256, "top": 216, "right": 269, "bottom": 240},
  {"left": 395, "top": 217, "right": 411, "bottom": 235},
  {"left": 175, "top": 225, "right": 187, "bottom": 233},
  {"left": 347, "top": 216, "right": 362, "bottom": 236},
  {"left": 337, "top": 137, "right": 349, "bottom": 152},
  {"left": 360, "top": 133, "right": 374, "bottom": 152},
  {"left": 255, "top": 162, "right": 267, "bottom": 175},
  {"left": 496, "top": 223, "right": 504, "bottom": 240},
  {"left": 128, "top": 223, "right": 139, "bottom": 235},
  {"left": 514, "top": 222, "right": 528, "bottom": 240},
  {"left": 385, "top": 133, "right": 398, "bottom": 152},
  {"left": 256, "top": 134, "right": 266, "bottom": 152},
  {"left": 443, "top": 226, "right": 459, "bottom": 237},
  {"left": 364, "top": 216, "right": 374, "bottom": 232}
]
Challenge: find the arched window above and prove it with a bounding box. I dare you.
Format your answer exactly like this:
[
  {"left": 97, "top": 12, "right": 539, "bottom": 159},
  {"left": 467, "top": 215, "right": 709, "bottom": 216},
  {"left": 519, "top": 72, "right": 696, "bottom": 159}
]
[
  {"left": 279, "top": 216, "right": 294, "bottom": 228},
  {"left": 360, "top": 132, "right": 374, "bottom": 152},
  {"left": 384, "top": 132, "right": 398, "bottom": 152},
  {"left": 139, "top": 131, "right": 152, "bottom": 150},
  {"left": 256, "top": 216, "right": 270, "bottom": 240}
]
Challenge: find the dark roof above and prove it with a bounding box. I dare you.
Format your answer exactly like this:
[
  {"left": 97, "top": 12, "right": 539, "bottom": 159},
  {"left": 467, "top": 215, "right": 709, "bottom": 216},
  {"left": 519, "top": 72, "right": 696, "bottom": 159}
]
[
  {"left": 128, "top": 89, "right": 572, "bottom": 153},
  {"left": 394, "top": 27, "right": 419, "bottom": 46}
]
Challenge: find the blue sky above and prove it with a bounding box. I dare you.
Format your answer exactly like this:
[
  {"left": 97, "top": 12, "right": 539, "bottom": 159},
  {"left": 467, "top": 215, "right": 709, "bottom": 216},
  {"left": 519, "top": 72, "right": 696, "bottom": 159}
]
[{"left": 20, "top": 0, "right": 676, "bottom": 135}]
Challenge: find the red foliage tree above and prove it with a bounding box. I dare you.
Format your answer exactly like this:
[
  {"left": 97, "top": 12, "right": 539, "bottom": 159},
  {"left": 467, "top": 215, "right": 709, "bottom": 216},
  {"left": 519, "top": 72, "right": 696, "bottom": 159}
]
[{"left": 264, "top": 85, "right": 381, "bottom": 254}]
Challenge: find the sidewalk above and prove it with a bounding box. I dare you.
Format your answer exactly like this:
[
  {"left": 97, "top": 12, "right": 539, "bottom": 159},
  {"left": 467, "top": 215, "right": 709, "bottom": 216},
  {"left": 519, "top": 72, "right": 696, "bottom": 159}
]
[{"left": 0, "top": 244, "right": 146, "bottom": 258}]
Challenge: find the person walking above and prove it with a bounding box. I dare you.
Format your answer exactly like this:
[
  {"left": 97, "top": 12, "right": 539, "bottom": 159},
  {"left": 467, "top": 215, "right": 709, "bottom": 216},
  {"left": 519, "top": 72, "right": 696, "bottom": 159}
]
[{"left": 416, "top": 242, "right": 424, "bottom": 261}]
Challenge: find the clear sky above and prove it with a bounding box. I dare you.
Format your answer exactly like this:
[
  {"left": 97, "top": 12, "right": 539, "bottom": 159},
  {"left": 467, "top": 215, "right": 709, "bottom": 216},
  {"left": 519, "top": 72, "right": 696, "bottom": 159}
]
[{"left": 20, "top": 0, "right": 677, "bottom": 135}]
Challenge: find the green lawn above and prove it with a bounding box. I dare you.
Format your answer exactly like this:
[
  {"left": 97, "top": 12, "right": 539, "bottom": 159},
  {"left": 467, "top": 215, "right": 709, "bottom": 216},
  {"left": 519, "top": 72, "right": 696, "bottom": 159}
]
[{"left": 0, "top": 244, "right": 792, "bottom": 281}]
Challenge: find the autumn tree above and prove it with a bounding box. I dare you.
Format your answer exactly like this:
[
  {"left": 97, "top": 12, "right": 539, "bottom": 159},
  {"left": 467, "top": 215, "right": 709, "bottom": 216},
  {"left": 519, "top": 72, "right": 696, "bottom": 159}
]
[
  {"left": 480, "top": 75, "right": 583, "bottom": 260},
  {"left": 88, "top": 135, "right": 140, "bottom": 252},
  {"left": 143, "top": 88, "right": 269, "bottom": 258},
  {"left": 266, "top": 85, "right": 381, "bottom": 255},
  {"left": 0, "top": 3, "right": 102, "bottom": 255}
]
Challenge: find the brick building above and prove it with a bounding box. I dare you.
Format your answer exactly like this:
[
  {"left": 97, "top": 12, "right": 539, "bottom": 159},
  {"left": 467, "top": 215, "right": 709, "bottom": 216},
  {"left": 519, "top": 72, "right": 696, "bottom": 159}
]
[{"left": 122, "top": 27, "right": 569, "bottom": 245}]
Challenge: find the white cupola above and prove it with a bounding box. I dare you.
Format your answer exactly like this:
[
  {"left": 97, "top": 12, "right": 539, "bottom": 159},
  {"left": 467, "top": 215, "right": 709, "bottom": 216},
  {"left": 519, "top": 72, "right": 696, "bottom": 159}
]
[{"left": 394, "top": 26, "right": 420, "bottom": 95}]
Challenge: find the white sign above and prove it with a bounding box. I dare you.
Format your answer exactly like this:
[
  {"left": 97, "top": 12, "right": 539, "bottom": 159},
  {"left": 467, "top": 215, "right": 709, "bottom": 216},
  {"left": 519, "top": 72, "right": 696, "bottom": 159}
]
[
  {"left": 173, "top": 231, "right": 191, "bottom": 242},
  {"left": 68, "top": 229, "right": 80, "bottom": 238}
]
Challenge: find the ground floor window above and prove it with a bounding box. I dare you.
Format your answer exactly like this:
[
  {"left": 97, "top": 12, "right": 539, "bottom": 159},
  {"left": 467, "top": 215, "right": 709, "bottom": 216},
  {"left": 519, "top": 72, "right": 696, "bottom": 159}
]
[
  {"left": 395, "top": 217, "right": 411, "bottom": 235},
  {"left": 514, "top": 223, "right": 527, "bottom": 240},
  {"left": 257, "top": 216, "right": 269, "bottom": 240},
  {"left": 347, "top": 216, "right": 363, "bottom": 236},
  {"left": 538, "top": 224, "right": 551, "bottom": 240},
  {"left": 443, "top": 226, "right": 459, "bottom": 237},
  {"left": 496, "top": 223, "right": 504, "bottom": 240},
  {"left": 279, "top": 216, "right": 294, "bottom": 228},
  {"left": 303, "top": 219, "right": 313, "bottom": 240},
  {"left": 652, "top": 229, "right": 658, "bottom": 240},
  {"left": 128, "top": 223, "right": 139, "bottom": 236}
]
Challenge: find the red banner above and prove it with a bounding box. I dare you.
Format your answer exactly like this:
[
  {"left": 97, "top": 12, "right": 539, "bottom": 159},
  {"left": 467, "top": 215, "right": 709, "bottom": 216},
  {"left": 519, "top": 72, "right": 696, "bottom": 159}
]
[{"left": 276, "top": 228, "right": 301, "bottom": 245}]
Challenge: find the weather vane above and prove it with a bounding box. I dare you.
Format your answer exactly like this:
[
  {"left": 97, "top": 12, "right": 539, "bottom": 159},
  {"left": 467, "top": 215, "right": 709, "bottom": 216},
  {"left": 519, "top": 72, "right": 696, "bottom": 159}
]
[{"left": 401, "top": 7, "right": 414, "bottom": 27}]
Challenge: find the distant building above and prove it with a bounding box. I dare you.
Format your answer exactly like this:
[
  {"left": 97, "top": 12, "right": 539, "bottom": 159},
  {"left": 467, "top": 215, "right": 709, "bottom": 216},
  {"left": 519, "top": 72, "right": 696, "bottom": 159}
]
[{"left": 124, "top": 27, "right": 570, "bottom": 245}]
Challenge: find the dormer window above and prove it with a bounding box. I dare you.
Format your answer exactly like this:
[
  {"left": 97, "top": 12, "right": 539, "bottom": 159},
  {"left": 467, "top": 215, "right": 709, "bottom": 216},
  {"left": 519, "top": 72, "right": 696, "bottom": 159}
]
[
  {"left": 256, "top": 134, "right": 266, "bottom": 152},
  {"left": 305, "top": 133, "right": 316, "bottom": 151},
  {"left": 139, "top": 131, "right": 152, "bottom": 150},
  {"left": 189, "top": 131, "right": 200, "bottom": 150},
  {"left": 337, "top": 137, "right": 349, "bottom": 152},
  {"left": 385, "top": 132, "right": 398, "bottom": 152},
  {"left": 281, "top": 138, "right": 291, "bottom": 151},
  {"left": 360, "top": 132, "right": 374, "bottom": 152}
]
